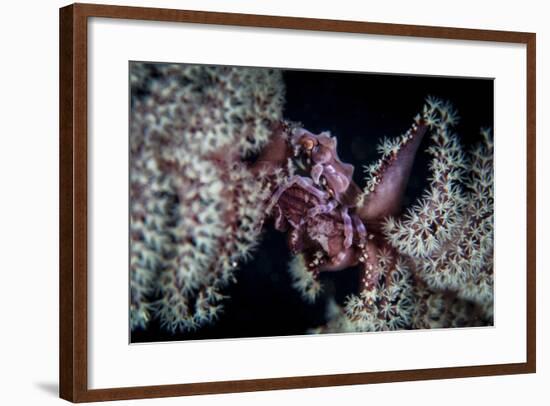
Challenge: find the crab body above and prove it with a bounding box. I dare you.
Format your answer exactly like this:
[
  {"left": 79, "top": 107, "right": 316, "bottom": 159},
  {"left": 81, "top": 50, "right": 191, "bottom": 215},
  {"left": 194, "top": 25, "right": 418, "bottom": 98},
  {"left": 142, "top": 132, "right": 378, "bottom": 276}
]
[{"left": 259, "top": 117, "right": 428, "bottom": 288}]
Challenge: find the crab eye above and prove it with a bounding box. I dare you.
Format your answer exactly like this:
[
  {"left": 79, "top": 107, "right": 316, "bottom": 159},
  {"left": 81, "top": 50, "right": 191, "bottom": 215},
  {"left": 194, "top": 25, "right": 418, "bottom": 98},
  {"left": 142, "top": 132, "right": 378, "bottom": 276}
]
[{"left": 301, "top": 138, "right": 316, "bottom": 151}]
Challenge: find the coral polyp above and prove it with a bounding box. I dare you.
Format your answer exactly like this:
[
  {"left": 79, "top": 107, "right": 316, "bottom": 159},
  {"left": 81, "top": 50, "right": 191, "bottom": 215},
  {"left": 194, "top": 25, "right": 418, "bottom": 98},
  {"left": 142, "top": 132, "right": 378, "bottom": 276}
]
[
  {"left": 314, "top": 98, "right": 493, "bottom": 332},
  {"left": 129, "top": 62, "right": 493, "bottom": 340},
  {"left": 130, "top": 63, "right": 285, "bottom": 332}
]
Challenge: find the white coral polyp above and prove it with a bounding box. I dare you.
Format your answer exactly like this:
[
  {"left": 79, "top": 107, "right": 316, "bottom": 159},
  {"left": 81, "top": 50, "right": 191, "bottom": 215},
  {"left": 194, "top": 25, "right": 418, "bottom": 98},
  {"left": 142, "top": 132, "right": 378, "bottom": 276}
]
[{"left": 129, "top": 63, "right": 284, "bottom": 332}]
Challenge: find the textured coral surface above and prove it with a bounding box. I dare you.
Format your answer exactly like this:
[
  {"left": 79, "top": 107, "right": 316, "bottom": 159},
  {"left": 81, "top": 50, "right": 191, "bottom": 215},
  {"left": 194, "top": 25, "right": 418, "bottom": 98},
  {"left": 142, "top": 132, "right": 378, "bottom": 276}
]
[
  {"left": 129, "top": 63, "right": 494, "bottom": 341},
  {"left": 130, "top": 63, "right": 284, "bottom": 332}
]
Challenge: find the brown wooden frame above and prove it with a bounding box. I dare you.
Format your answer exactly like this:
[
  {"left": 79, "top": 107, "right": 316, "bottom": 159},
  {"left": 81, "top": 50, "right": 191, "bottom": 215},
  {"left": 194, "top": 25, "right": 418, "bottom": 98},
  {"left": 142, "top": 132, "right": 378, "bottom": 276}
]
[{"left": 59, "top": 2, "right": 536, "bottom": 402}]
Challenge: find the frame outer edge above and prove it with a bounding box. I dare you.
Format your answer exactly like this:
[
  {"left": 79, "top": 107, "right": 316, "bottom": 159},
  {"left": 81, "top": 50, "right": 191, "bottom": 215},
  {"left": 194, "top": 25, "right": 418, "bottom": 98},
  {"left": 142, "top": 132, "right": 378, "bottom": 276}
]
[
  {"left": 74, "top": 2, "right": 90, "bottom": 402},
  {"left": 526, "top": 33, "right": 536, "bottom": 373},
  {"left": 59, "top": 4, "right": 75, "bottom": 402},
  {"left": 60, "top": 3, "right": 90, "bottom": 402},
  {"left": 59, "top": 2, "right": 537, "bottom": 402}
]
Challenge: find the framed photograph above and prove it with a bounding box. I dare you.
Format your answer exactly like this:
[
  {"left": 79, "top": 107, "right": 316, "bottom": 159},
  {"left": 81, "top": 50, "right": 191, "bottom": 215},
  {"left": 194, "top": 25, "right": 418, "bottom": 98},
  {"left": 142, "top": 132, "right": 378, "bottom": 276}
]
[{"left": 59, "top": 3, "right": 536, "bottom": 402}]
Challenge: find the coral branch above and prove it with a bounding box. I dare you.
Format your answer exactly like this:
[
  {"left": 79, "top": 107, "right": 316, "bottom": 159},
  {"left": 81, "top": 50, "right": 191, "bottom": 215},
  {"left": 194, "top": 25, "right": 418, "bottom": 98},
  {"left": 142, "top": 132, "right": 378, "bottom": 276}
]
[
  {"left": 381, "top": 100, "right": 493, "bottom": 316},
  {"left": 130, "top": 63, "right": 285, "bottom": 332},
  {"left": 316, "top": 97, "right": 493, "bottom": 332},
  {"left": 358, "top": 119, "right": 428, "bottom": 221}
]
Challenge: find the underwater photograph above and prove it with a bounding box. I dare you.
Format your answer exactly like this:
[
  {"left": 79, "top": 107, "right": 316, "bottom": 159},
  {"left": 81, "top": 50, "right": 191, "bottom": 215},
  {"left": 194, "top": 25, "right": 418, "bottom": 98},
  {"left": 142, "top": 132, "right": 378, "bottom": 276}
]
[{"left": 129, "top": 62, "right": 494, "bottom": 343}]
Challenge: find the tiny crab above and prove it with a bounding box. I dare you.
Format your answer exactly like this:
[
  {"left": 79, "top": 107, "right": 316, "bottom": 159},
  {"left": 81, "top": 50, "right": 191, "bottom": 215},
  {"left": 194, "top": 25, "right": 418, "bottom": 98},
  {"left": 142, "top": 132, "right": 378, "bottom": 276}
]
[
  {"left": 254, "top": 117, "right": 428, "bottom": 292},
  {"left": 268, "top": 128, "right": 367, "bottom": 271}
]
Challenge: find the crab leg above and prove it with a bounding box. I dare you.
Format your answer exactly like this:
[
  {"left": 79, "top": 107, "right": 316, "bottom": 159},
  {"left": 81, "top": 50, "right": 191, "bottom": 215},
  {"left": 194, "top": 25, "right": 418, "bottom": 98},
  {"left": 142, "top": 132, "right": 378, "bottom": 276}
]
[
  {"left": 311, "top": 163, "right": 324, "bottom": 185},
  {"left": 308, "top": 199, "right": 338, "bottom": 217},
  {"left": 269, "top": 175, "right": 327, "bottom": 210},
  {"left": 341, "top": 208, "right": 353, "bottom": 249},
  {"left": 352, "top": 213, "right": 367, "bottom": 246}
]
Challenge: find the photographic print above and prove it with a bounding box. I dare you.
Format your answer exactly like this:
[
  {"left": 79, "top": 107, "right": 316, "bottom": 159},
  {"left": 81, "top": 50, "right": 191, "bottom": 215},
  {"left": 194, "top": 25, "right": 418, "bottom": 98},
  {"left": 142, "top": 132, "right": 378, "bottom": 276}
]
[{"left": 129, "top": 62, "right": 494, "bottom": 343}]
